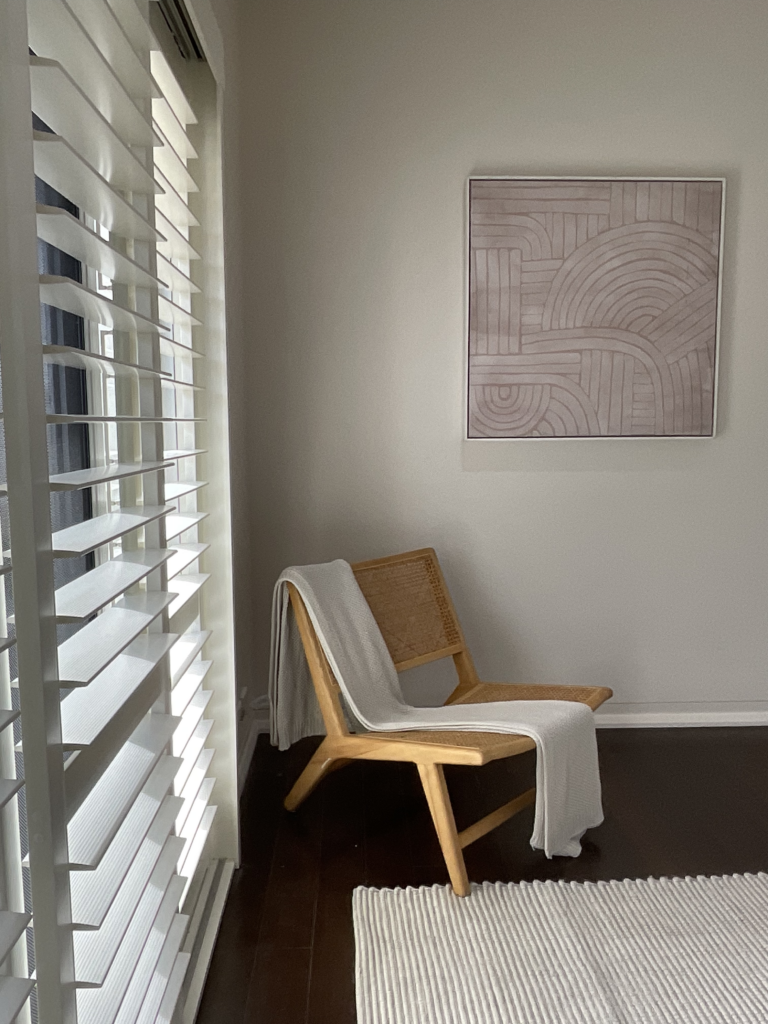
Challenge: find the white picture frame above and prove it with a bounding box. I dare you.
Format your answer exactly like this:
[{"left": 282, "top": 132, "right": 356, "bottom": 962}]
[{"left": 465, "top": 176, "right": 726, "bottom": 440}]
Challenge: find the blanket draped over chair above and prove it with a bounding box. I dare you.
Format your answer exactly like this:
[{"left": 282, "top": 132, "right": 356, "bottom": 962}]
[{"left": 269, "top": 560, "right": 603, "bottom": 859}]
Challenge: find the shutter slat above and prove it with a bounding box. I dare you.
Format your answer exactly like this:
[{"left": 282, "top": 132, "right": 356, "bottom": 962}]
[
  {"left": 167, "top": 544, "right": 209, "bottom": 580},
  {"left": 50, "top": 461, "right": 171, "bottom": 492},
  {"left": 0, "top": 977, "right": 36, "bottom": 1024},
  {"left": 155, "top": 211, "right": 200, "bottom": 260},
  {"left": 168, "top": 574, "right": 210, "bottom": 621},
  {"left": 172, "top": 692, "right": 213, "bottom": 758},
  {"left": 154, "top": 169, "right": 199, "bottom": 228},
  {"left": 61, "top": 633, "right": 177, "bottom": 748},
  {"left": 163, "top": 448, "right": 206, "bottom": 461},
  {"left": 33, "top": 133, "right": 161, "bottom": 242},
  {"left": 57, "top": 592, "right": 174, "bottom": 686},
  {"left": 40, "top": 275, "right": 164, "bottom": 334},
  {"left": 153, "top": 126, "right": 199, "bottom": 196},
  {"left": 168, "top": 598, "right": 206, "bottom": 645},
  {"left": 170, "top": 632, "right": 211, "bottom": 686},
  {"left": 163, "top": 377, "right": 203, "bottom": 392},
  {"left": 70, "top": 765, "right": 183, "bottom": 930},
  {"left": 165, "top": 513, "right": 208, "bottom": 542},
  {"left": 174, "top": 721, "right": 213, "bottom": 792},
  {"left": 74, "top": 836, "right": 185, "bottom": 986},
  {"left": 64, "top": 685, "right": 167, "bottom": 823},
  {"left": 153, "top": 99, "right": 197, "bottom": 161},
  {"left": 158, "top": 294, "right": 201, "bottom": 328},
  {"left": 155, "top": 952, "right": 190, "bottom": 1024},
  {"left": 0, "top": 779, "right": 24, "bottom": 809},
  {"left": 171, "top": 662, "right": 212, "bottom": 718},
  {"left": 104, "top": 0, "right": 152, "bottom": 56},
  {"left": 159, "top": 334, "right": 203, "bottom": 359},
  {"left": 133, "top": 913, "right": 188, "bottom": 1024},
  {"left": 27, "top": 0, "right": 156, "bottom": 146},
  {"left": 76, "top": 874, "right": 185, "bottom": 1024},
  {"left": 67, "top": 722, "right": 181, "bottom": 869},
  {"left": 152, "top": 112, "right": 198, "bottom": 171},
  {"left": 180, "top": 805, "right": 216, "bottom": 888},
  {"left": 112, "top": 901, "right": 187, "bottom": 1024},
  {"left": 43, "top": 344, "right": 169, "bottom": 380},
  {"left": 156, "top": 253, "right": 200, "bottom": 294},
  {"left": 30, "top": 58, "right": 158, "bottom": 195},
  {"left": 0, "top": 913, "right": 31, "bottom": 966},
  {"left": 47, "top": 414, "right": 201, "bottom": 426},
  {"left": 65, "top": 0, "right": 156, "bottom": 102},
  {"left": 0, "top": 710, "right": 20, "bottom": 734},
  {"left": 56, "top": 552, "right": 172, "bottom": 622},
  {"left": 73, "top": 795, "right": 184, "bottom": 934},
  {"left": 175, "top": 748, "right": 214, "bottom": 834},
  {"left": 52, "top": 506, "right": 173, "bottom": 557},
  {"left": 150, "top": 51, "right": 197, "bottom": 127},
  {"left": 163, "top": 480, "right": 206, "bottom": 501},
  {"left": 37, "top": 206, "right": 162, "bottom": 288},
  {"left": 178, "top": 779, "right": 214, "bottom": 855}
]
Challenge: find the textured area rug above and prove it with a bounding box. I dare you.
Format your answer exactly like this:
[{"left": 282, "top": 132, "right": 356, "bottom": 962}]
[{"left": 353, "top": 874, "right": 768, "bottom": 1023}]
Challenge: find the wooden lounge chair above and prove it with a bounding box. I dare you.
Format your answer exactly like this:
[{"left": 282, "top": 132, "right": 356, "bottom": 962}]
[{"left": 284, "top": 547, "right": 612, "bottom": 896}]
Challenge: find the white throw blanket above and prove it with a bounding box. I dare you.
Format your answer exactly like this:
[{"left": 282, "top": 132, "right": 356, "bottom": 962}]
[{"left": 269, "top": 560, "right": 603, "bottom": 858}]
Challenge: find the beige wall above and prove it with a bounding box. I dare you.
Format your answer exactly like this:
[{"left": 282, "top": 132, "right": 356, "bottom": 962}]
[{"left": 232, "top": 0, "right": 768, "bottom": 721}]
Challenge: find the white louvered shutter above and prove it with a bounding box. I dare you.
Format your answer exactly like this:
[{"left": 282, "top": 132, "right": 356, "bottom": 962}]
[
  {"left": 0, "top": 2, "right": 238, "bottom": 1022},
  {"left": 0, "top": 324, "right": 35, "bottom": 1021}
]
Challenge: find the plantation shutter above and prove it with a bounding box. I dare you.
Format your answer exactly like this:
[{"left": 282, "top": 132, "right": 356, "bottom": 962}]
[{"left": 0, "top": 2, "right": 238, "bottom": 1022}]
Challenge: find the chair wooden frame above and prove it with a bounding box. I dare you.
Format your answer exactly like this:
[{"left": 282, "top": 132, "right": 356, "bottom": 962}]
[{"left": 284, "top": 548, "right": 612, "bottom": 896}]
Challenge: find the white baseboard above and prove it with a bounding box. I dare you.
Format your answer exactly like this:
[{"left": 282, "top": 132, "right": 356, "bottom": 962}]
[
  {"left": 183, "top": 859, "right": 235, "bottom": 1024},
  {"left": 596, "top": 705, "right": 768, "bottom": 728}
]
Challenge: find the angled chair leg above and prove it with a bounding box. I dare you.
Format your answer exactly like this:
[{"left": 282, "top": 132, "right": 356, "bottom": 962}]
[
  {"left": 417, "top": 763, "right": 470, "bottom": 897},
  {"left": 284, "top": 740, "right": 350, "bottom": 811}
]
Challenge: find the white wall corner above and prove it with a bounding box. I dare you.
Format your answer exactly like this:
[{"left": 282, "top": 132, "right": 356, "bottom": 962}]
[{"left": 237, "top": 697, "right": 270, "bottom": 795}]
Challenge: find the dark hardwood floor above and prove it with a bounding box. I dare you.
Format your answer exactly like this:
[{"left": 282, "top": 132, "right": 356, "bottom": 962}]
[{"left": 197, "top": 728, "right": 768, "bottom": 1024}]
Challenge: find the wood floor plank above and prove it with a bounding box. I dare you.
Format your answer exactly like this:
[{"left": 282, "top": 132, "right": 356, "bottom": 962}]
[
  {"left": 196, "top": 736, "right": 286, "bottom": 1024},
  {"left": 244, "top": 947, "right": 312, "bottom": 1024},
  {"left": 364, "top": 759, "right": 444, "bottom": 889},
  {"left": 306, "top": 888, "right": 358, "bottom": 1024},
  {"left": 266, "top": 780, "right": 324, "bottom": 899},
  {"left": 195, "top": 868, "right": 266, "bottom": 1024},
  {"left": 257, "top": 891, "right": 317, "bottom": 949},
  {"left": 319, "top": 773, "right": 366, "bottom": 891}
]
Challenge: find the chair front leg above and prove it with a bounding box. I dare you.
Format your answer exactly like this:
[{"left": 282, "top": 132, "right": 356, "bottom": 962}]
[
  {"left": 284, "top": 739, "right": 350, "bottom": 811},
  {"left": 417, "top": 763, "right": 470, "bottom": 897}
]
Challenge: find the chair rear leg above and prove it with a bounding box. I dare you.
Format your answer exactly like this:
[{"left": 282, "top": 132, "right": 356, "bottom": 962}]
[
  {"left": 417, "top": 763, "right": 470, "bottom": 897},
  {"left": 284, "top": 740, "right": 350, "bottom": 811}
]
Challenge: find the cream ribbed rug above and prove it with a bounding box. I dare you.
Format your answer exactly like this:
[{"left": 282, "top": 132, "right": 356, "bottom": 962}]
[{"left": 353, "top": 874, "right": 768, "bottom": 1023}]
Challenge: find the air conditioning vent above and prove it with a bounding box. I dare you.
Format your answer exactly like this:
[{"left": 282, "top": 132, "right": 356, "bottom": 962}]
[{"left": 155, "top": 0, "right": 205, "bottom": 60}]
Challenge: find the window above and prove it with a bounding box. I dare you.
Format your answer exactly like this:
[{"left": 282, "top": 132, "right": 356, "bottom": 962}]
[{"left": 0, "top": 2, "right": 238, "bottom": 1022}]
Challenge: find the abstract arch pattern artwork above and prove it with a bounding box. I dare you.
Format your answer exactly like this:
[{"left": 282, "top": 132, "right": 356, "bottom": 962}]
[{"left": 467, "top": 178, "right": 724, "bottom": 438}]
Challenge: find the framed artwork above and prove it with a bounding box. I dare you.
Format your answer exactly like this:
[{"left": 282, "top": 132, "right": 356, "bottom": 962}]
[{"left": 466, "top": 177, "right": 725, "bottom": 438}]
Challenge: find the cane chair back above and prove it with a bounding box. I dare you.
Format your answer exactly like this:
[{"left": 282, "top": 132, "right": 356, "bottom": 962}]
[{"left": 351, "top": 547, "right": 480, "bottom": 697}]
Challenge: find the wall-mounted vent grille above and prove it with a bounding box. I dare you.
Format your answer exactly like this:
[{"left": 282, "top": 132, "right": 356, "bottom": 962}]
[{"left": 155, "top": 0, "right": 205, "bottom": 61}]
